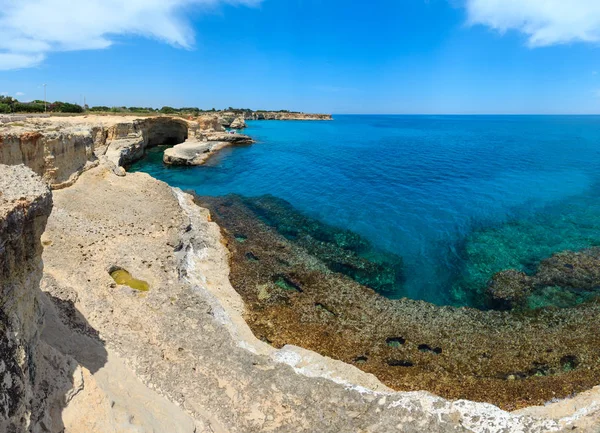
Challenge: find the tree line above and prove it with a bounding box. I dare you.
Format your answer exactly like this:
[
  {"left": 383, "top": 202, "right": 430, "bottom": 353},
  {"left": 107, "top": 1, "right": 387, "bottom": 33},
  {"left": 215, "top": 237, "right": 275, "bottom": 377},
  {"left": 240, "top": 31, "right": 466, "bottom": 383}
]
[
  {"left": 0, "top": 97, "right": 301, "bottom": 115},
  {"left": 0, "top": 96, "right": 84, "bottom": 114}
]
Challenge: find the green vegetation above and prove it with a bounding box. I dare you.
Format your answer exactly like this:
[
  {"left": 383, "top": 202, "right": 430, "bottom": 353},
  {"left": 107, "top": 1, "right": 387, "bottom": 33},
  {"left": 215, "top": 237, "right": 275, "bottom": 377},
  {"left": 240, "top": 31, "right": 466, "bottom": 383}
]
[
  {"left": 0, "top": 95, "right": 83, "bottom": 113},
  {"left": 0, "top": 95, "right": 302, "bottom": 116}
]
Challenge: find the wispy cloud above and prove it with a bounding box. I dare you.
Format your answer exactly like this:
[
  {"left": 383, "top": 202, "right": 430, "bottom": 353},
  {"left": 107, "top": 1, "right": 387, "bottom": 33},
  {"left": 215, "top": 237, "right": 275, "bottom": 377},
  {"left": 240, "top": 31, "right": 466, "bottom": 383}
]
[
  {"left": 0, "top": 0, "right": 263, "bottom": 70},
  {"left": 464, "top": 0, "right": 600, "bottom": 47},
  {"left": 15, "top": 92, "right": 25, "bottom": 96}
]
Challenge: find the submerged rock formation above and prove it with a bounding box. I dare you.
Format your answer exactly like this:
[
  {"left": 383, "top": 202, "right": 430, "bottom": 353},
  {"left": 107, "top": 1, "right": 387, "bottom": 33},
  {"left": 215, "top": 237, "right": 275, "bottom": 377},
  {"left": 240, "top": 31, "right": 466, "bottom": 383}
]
[
  {"left": 486, "top": 248, "right": 600, "bottom": 310},
  {"left": 198, "top": 193, "right": 600, "bottom": 411},
  {"left": 240, "top": 195, "right": 404, "bottom": 295}
]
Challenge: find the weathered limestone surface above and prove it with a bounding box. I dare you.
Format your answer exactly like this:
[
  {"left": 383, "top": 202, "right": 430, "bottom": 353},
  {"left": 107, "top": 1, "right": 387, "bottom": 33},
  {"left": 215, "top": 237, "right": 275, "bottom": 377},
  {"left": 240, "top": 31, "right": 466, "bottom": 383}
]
[
  {"left": 203, "top": 131, "right": 253, "bottom": 144},
  {"left": 163, "top": 140, "right": 230, "bottom": 166},
  {"left": 0, "top": 126, "right": 98, "bottom": 189}
]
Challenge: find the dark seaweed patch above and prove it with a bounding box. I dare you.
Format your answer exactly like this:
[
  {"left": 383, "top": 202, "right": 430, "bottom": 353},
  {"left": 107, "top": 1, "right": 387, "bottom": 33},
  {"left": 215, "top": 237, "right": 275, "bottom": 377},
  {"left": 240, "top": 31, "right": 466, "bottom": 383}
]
[{"left": 386, "top": 337, "right": 406, "bottom": 347}]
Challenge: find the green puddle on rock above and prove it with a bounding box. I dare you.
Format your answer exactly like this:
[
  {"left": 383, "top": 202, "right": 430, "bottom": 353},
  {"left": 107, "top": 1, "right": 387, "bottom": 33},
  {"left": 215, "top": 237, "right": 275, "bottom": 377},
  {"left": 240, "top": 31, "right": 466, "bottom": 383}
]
[{"left": 110, "top": 269, "right": 150, "bottom": 292}]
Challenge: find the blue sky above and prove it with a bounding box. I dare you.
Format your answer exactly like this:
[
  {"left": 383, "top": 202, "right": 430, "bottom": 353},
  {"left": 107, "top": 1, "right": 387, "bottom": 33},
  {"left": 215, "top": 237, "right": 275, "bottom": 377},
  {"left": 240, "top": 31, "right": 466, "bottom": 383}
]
[{"left": 1, "top": 0, "right": 600, "bottom": 114}]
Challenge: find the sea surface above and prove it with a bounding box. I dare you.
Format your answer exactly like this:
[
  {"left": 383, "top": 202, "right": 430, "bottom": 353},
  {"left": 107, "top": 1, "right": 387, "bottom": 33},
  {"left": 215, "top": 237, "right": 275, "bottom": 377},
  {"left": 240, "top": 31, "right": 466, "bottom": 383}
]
[{"left": 130, "top": 115, "right": 600, "bottom": 307}]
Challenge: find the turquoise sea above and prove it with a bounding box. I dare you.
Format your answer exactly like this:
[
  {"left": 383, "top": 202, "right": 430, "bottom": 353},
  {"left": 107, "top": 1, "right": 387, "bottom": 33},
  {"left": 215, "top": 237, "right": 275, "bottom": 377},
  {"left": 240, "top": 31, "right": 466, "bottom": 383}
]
[{"left": 130, "top": 115, "right": 600, "bottom": 307}]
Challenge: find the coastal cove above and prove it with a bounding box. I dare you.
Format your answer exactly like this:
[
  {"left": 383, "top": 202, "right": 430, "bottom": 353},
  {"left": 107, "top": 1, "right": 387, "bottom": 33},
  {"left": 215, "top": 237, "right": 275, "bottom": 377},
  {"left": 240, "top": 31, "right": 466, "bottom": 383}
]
[
  {"left": 131, "top": 114, "right": 600, "bottom": 308},
  {"left": 2, "top": 113, "right": 600, "bottom": 430}
]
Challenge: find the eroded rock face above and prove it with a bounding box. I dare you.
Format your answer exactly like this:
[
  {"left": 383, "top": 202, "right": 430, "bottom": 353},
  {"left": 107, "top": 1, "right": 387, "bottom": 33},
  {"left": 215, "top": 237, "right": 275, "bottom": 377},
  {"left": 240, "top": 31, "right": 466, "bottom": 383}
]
[
  {"left": 196, "top": 114, "right": 225, "bottom": 132},
  {"left": 0, "top": 116, "right": 195, "bottom": 185},
  {"left": 229, "top": 116, "right": 246, "bottom": 129},
  {"left": 0, "top": 165, "right": 52, "bottom": 431},
  {"left": 103, "top": 117, "right": 191, "bottom": 168},
  {"left": 0, "top": 127, "right": 97, "bottom": 189}
]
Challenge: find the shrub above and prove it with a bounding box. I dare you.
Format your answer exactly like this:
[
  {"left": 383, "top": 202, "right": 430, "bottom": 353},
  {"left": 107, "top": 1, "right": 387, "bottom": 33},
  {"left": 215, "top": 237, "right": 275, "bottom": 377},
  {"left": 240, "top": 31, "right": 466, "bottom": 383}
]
[
  {"left": 89, "top": 106, "right": 110, "bottom": 112},
  {"left": 49, "top": 101, "right": 84, "bottom": 113},
  {"left": 13, "top": 102, "right": 45, "bottom": 113},
  {"left": 0, "top": 103, "right": 10, "bottom": 113}
]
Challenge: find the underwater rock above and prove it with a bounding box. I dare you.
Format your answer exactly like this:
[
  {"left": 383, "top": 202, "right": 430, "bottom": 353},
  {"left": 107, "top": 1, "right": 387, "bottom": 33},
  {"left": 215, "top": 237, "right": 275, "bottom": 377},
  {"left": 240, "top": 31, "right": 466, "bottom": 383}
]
[
  {"left": 197, "top": 193, "right": 600, "bottom": 410},
  {"left": 486, "top": 270, "right": 534, "bottom": 310},
  {"left": 237, "top": 194, "right": 404, "bottom": 295},
  {"left": 485, "top": 248, "right": 600, "bottom": 310},
  {"left": 536, "top": 248, "right": 600, "bottom": 290}
]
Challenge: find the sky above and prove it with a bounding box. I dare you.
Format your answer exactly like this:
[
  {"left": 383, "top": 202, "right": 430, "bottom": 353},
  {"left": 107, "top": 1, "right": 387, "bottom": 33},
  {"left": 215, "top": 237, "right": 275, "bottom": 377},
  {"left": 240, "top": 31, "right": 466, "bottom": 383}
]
[{"left": 1, "top": 0, "right": 600, "bottom": 114}]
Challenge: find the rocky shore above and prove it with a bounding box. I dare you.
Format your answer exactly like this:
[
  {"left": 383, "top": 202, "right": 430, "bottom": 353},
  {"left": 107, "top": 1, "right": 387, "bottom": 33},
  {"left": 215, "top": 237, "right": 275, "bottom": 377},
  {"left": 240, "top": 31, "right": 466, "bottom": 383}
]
[
  {"left": 244, "top": 111, "right": 332, "bottom": 121},
  {"left": 0, "top": 114, "right": 599, "bottom": 432}
]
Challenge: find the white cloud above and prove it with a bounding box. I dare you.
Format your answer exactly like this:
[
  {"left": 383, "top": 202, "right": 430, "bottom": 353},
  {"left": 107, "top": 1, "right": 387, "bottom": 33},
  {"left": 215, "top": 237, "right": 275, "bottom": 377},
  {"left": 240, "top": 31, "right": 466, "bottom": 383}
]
[
  {"left": 0, "top": 0, "right": 262, "bottom": 70},
  {"left": 15, "top": 92, "right": 25, "bottom": 96},
  {"left": 464, "top": 0, "right": 600, "bottom": 47}
]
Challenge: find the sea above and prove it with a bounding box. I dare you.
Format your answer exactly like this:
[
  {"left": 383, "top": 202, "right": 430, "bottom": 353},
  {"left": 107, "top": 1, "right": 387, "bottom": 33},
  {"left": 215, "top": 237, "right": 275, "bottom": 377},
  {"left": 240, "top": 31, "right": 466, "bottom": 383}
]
[{"left": 130, "top": 115, "right": 600, "bottom": 307}]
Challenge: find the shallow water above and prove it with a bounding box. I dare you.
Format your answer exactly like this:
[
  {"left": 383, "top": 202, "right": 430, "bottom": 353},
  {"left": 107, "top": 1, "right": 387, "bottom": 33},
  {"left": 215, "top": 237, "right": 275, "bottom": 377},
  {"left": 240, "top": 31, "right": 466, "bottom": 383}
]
[{"left": 130, "top": 115, "right": 600, "bottom": 307}]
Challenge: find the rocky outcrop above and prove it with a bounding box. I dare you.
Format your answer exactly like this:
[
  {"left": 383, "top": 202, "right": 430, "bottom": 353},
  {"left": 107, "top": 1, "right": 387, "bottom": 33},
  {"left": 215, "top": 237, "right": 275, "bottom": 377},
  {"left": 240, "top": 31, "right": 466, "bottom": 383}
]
[
  {"left": 203, "top": 131, "right": 253, "bottom": 144},
  {"left": 0, "top": 116, "right": 196, "bottom": 184},
  {"left": 245, "top": 111, "right": 332, "bottom": 121},
  {"left": 0, "top": 126, "right": 97, "bottom": 189},
  {"left": 196, "top": 114, "right": 225, "bottom": 132},
  {"left": 163, "top": 140, "right": 230, "bottom": 166},
  {"left": 229, "top": 116, "right": 246, "bottom": 129},
  {"left": 101, "top": 117, "right": 191, "bottom": 169}
]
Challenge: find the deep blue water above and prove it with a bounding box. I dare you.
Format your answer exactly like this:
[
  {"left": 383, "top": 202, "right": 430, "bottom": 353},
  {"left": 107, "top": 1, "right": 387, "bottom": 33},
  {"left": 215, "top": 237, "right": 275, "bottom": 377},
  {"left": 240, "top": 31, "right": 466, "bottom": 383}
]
[{"left": 131, "top": 115, "right": 600, "bottom": 306}]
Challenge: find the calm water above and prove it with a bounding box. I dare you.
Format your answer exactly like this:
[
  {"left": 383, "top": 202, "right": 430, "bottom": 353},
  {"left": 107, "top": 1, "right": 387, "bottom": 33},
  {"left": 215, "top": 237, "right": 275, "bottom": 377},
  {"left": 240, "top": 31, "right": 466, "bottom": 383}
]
[{"left": 130, "top": 115, "right": 600, "bottom": 306}]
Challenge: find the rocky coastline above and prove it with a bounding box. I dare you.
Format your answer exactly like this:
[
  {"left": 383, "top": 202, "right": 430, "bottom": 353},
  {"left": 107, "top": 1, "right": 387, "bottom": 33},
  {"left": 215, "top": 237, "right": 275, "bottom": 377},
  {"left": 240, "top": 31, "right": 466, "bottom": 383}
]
[{"left": 0, "top": 114, "right": 599, "bottom": 432}]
